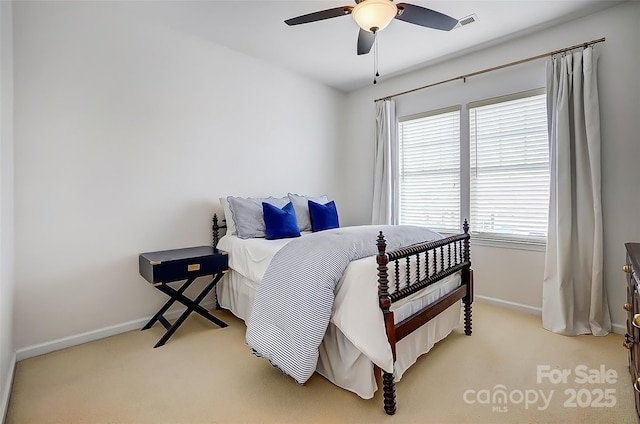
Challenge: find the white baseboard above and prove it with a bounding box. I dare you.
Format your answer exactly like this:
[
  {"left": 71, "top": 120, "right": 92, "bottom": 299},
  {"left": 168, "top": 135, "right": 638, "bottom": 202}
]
[
  {"left": 475, "top": 294, "right": 542, "bottom": 316},
  {"left": 1, "top": 351, "right": 16, "bottom": 424},
  {"left": 611, "top": 323, "right": 626, "bottom": 335},
  {"left": 475, "top": 295, "right": 626, "bottom": 335},
  {"left": 15, "top": 301, "right": 216, "bottom": 362}
]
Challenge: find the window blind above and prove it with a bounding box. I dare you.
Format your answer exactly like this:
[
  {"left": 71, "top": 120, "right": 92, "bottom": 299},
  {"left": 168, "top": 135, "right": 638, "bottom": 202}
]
[
  {"left": 469, "top": 93, "right": 549, "bottom": 241},
  {"left": 398, "top": 109, "right": 460, "bottom": 232}
]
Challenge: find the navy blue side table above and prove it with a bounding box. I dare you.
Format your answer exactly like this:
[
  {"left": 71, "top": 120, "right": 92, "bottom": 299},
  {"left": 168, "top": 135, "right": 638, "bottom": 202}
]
[{"left": 139, "top": 246, "right": 228, "bottom": 347}]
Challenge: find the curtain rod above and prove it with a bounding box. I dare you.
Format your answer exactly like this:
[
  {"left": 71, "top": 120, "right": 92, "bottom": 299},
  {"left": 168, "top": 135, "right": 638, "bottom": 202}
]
[{"left": 375, "top": 37, "right": 606, "bottom": 102}]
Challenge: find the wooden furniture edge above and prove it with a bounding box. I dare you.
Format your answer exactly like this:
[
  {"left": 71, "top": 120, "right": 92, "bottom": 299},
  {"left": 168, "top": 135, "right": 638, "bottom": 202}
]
[{"left": 376, "top": 220, "right": 473, "bottom": 415}]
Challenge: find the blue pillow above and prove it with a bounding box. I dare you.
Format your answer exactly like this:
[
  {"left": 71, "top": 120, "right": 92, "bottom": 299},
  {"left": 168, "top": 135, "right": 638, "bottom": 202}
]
[
  {"left": 308, "top": 200, "right": 339, "bottom": 232},
  {"left": 287, "top": 193, "right": 329, "bottom": 232},
  {"left": 262, "top": 202, "right": 301, "bottom": 240}
]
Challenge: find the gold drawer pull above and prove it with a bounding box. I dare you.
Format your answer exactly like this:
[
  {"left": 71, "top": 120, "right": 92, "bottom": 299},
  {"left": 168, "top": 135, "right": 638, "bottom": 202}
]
[
  {"left": 624, "top": 264, "right": 632, "bottom": 273},
  {"left": 624, "top": 303, "right": 633, "bottom": 311},
  {"left": 187, "top": 264, "right": 201, "bottom": 272},
  {"left": 634, "top": 378, "right": 640, "bottom": 393}
]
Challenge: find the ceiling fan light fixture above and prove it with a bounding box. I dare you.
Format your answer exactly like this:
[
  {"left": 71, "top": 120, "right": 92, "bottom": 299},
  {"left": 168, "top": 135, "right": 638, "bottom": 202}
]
[{"left": 352, "top": 0, "right": 398, "bottom": 33}]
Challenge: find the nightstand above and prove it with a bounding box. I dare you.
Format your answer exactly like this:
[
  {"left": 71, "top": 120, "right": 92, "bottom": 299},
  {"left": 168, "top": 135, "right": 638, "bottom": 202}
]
[{"left": 139, "top": 246, "right": 228, "bottom": 348}]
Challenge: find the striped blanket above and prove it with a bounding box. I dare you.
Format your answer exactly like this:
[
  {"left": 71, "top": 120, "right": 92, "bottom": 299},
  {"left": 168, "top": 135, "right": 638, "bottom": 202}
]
[{"left": 245, "top": 224, "right": 442, "bottom": 384}]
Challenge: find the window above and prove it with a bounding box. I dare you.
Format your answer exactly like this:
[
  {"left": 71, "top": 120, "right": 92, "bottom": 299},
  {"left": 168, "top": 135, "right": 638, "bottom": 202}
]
[
  {"left": 398, "top": 89, "right": 549, "bottom": 245},
  {"left": 398, "top": 107, "right": 460, "bottom": 232},
  {"left": 469, "top": 92, "right": 549, "bottom": 242}
]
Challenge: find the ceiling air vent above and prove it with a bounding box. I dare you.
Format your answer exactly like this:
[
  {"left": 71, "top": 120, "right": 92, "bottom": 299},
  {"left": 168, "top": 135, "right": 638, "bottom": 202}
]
[{"left": 453, "top": 14, "right": 478, "bottom": 30}]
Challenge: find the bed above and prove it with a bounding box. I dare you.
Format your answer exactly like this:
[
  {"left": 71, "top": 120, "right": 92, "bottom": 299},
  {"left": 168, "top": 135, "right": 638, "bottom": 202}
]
[{"left": 212, "top": 195, "right": 473, "bottom": 415}]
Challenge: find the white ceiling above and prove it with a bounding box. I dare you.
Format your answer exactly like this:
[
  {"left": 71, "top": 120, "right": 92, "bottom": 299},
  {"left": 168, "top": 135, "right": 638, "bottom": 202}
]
[{"left": 142, "top": 0, "right": 624, "bottom": 92}]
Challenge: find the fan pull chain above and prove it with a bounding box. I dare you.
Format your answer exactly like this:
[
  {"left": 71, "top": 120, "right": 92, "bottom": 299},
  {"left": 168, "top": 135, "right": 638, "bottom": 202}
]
[{"left": 373, "top": 31, "right": 380, "bottom": 84}]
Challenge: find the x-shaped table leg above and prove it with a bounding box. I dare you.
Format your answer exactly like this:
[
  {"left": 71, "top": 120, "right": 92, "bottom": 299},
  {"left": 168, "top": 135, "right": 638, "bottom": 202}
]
[{"left": 142, "top": 273, "right": 228, "bottom": 348}]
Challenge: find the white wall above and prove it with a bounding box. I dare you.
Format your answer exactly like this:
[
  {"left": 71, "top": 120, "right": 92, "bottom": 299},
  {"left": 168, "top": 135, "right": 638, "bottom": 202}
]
[
  {"left": 342, "top": 1, "right": 640, "bottom": 331},
  {"left": 0, "top": 0, "right": 16, "bottom": 418},
  {"left": 9, "top": 0, "right": 640, "bottom": 361},
  {"left": 12, "top": 1, "right": 346, "bottom": 353}
]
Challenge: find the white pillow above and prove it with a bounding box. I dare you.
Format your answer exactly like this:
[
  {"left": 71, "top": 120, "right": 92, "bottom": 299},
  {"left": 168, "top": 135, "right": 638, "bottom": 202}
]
[{"left": 219, "top": 197, "right": 236, "bottom": 235}]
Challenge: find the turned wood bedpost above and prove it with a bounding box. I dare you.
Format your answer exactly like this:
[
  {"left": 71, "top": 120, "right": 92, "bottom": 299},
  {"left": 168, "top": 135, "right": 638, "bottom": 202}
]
[
  {"left": 212, "top": 214, "right": 225, "bottom": 310},
  {"left": 212, "top": 214, "right": 221, "bottom": 251},
  {"left": 462, "top": 219, "right": 474, "bottom": 336},
  {"left": 376, "top": 232, "right": 397, "bottom": 416}
]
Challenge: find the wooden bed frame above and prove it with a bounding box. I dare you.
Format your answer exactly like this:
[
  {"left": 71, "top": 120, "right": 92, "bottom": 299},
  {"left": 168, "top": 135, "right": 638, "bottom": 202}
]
[
  {"left": 375, "top": 220, "right": 473, "bottom": 414},
  {"left": 212, "top": 215, "right": 473, "bottom": 416}
]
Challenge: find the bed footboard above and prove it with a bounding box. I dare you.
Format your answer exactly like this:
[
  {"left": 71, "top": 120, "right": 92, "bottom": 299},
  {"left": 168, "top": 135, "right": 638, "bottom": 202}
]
[{"left": 376, "top": 221, "right": 473, "bottom": 415}]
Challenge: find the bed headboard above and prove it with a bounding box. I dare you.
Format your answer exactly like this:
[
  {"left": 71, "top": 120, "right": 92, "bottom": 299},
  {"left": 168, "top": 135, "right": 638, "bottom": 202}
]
[{"left": 212, "top": 214, "right": 227, "bottom": 249}]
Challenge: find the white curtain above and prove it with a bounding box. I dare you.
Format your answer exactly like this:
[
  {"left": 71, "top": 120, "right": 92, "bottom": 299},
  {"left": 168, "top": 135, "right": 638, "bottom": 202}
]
[
  {"left": 542, "top": 46, "right": 611, "bottom": 336},
  {"left": 372, "top": 99, "right": 398, "bottom": 225}
]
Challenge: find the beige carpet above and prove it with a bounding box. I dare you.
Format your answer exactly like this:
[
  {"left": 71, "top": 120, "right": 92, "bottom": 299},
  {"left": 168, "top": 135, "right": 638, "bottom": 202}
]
[{"left": 5, "top": 302, "right": 637, "bottom": 424}]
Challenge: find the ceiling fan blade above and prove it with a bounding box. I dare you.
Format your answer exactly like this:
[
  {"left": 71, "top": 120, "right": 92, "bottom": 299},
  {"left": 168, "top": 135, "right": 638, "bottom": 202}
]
[
  {"left": 395, "top": 3, "right": 458, "bottom": 31},
  {"left": 284, "top": 6, "right": 352, "bottom": 26},
  {"left": 357, "top": 29, "right": 375, "bottom": 55}
]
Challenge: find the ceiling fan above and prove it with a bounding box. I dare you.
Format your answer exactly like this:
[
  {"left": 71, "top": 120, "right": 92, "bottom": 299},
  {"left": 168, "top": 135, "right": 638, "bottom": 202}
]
[{"left": 284, "top": 0, "right": 459, "bottom": 56}]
